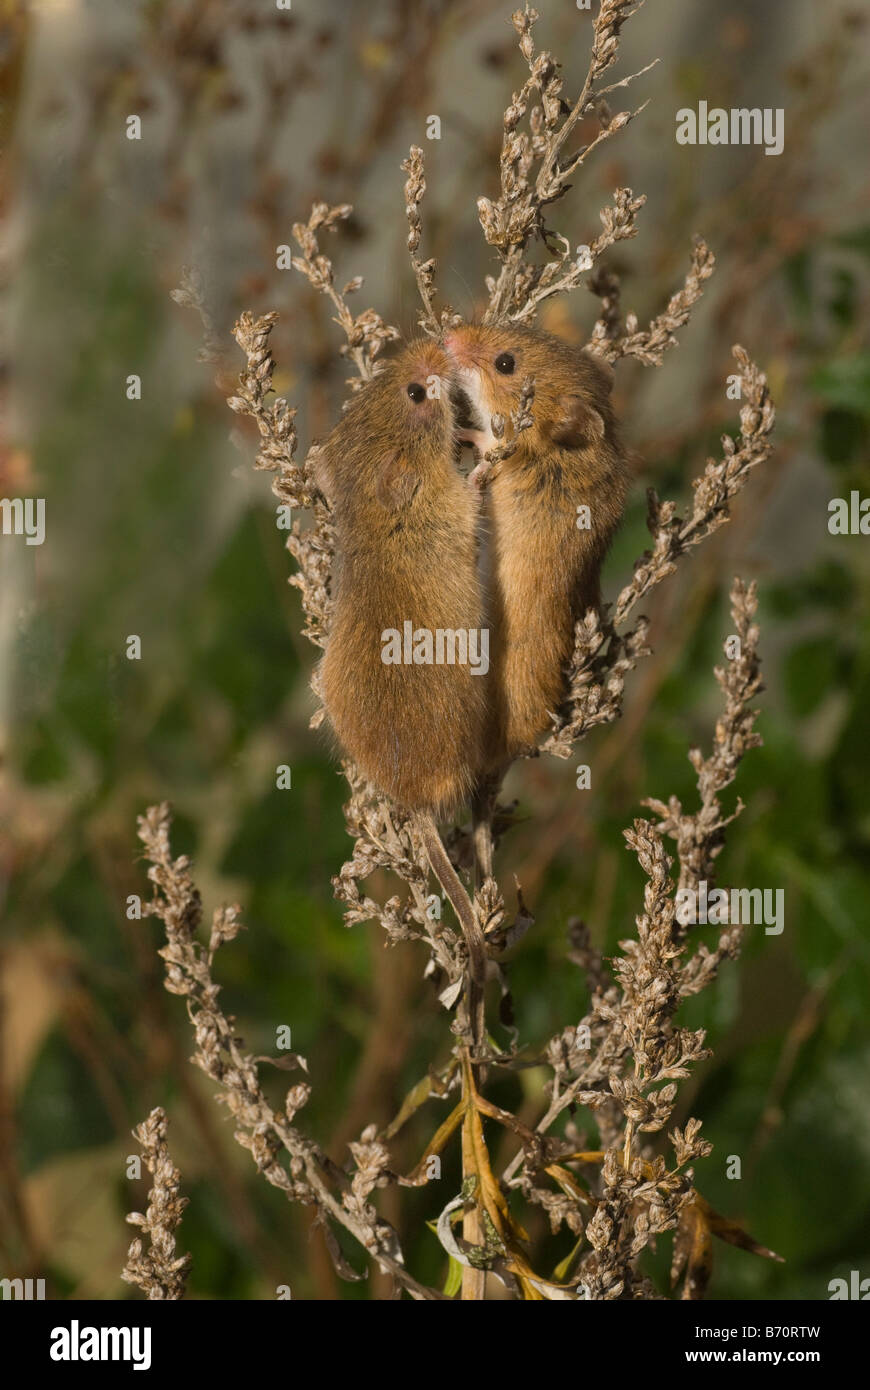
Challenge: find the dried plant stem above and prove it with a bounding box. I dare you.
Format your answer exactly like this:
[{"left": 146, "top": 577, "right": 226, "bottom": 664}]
[
  {"left": 542, "top": 348, "right": 774, "bottom": 758},
  {"left": 170, "top": 0, "right": 783, "bottom": 1299},
  {"left": 481, "top": 3, "right": 650, "bottom": 324},
  {"left": 136, "top": 804, "right": 442, "bottom": 1302},
  {"left": 288, "top": 201, "right": 400, "bottom": 385},
  {"left": 587, "top": 236, "right": 716, "bottom": 364},
  {"left": 413, "top": 811, "right": 487, "bottom": 1048},
  {"left": 121, "top": 1107, "right": 191, "bottom": 1301},
  {"left": 460, "top": 1108, "right": 488, "bottom": 1301},
  {"left": 401, "top": 146, "right": 442, "bottom": 337},
  {"left": 503, "top": 580, "right": 763, "bottom": 1227}
]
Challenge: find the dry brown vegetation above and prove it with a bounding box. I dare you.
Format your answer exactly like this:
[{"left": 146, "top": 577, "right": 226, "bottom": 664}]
[{"left": 134, "top": 4, "right": 783, "bottom": 1300}]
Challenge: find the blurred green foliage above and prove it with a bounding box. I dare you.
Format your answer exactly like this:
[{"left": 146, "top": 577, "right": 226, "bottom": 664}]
[{"left": 5, "top": 1, "right": 870, "bottom": 1302}]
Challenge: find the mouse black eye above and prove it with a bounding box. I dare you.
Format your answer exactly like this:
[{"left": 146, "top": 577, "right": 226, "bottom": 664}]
[
  {"left": 407, "top": 382, "right": 426, "bottom": 403},
  {"left": 494, "top": 352, "right": 515, "bottom": 375}
]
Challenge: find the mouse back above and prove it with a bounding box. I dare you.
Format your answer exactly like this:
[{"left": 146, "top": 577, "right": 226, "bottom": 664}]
[{"left": 318, "top": 338, "right": 489, "bottom": 814}]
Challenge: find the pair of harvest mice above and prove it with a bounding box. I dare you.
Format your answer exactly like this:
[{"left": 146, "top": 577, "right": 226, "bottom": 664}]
[{"left": 316, "top": 324, "right": 630, "bottom": 824}]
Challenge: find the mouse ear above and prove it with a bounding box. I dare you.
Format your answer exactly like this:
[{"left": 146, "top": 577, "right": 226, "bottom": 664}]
[
  {"left": 551, "top": 394, "right": 606, "bottom": 448},
  {"left": 376, "top": 450, "right": 423, "bottom": 510}
]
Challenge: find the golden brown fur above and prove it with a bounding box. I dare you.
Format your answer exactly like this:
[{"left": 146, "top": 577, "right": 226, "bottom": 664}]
[
  {"left": 317, "top": 340, "right": 488, "bottom": 816},
  {"left": 444, "top": 323, "right": 631, "bottom": 768}
]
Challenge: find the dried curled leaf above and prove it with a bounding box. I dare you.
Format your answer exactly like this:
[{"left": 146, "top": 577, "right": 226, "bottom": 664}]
[{"left": 672, "top": 1193, "right": 783, "bottom": 1300}]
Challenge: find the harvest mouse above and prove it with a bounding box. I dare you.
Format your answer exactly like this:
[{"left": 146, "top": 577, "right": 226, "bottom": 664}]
[
  {"left": 316, "top": 338, "right": 491, "bottom": 980},
  {"left": 317, "top": 338, "right": 488, "bottom": 817},
  {"left": 444, "top": 323, "right": 631, "bottom": 769}
]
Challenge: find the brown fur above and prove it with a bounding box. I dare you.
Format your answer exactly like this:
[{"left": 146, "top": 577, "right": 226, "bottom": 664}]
[
  {"left": 444, "top": 324, "right": 631, "bottom": 767},
  {"left": 317, "top": 340, "right": 488, "bottom": 816}
]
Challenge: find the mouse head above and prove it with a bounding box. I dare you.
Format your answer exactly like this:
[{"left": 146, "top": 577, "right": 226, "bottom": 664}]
[
  {"left": 444, "top": 323, "right": 614, "bottom": 456},
  {"left": 318, "top": 338, "right": 455, "bottom": 511},
  {"left": 389, "top": 337, "right": 454, "bottom": 452}
]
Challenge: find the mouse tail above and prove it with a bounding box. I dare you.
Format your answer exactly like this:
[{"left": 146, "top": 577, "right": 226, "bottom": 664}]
[{"left": 470, "top": 781, "right": 495, "bottom": 884}]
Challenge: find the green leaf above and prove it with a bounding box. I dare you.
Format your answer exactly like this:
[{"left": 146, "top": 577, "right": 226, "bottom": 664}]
[
  {"left": 553, "top": 1234, "right": 584, "bottom": 1282},
  {"left": 443, "top": 1256, "right": 463, "bottom": 1297}
]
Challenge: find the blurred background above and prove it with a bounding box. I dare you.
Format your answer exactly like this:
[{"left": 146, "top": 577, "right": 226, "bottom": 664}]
[{"left": 1, "top": 0, "right": 869, "bottom": 1300}]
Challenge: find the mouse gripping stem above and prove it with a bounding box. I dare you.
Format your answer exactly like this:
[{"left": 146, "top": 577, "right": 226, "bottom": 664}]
[{"left": 412, "top": 811, "right": 487, "bottom": 1034}]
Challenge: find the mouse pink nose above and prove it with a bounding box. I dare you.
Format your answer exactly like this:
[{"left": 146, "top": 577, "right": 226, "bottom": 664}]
[{"left": 443, "top": 331, "right": 468, "bottom": 362}]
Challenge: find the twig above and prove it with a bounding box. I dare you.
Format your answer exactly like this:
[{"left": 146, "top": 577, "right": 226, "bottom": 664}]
[
  {"left": 121, "top": 1107, "right": 191, "bottom": 1300},
  {"left": 587, "top": 236, "right": 716, "bottom": 364},
  {"left": 401, "top": 146, "right": 443, "bottom": 338},
  {"left": 542, "top": 347, "right": 774, "bottom": 758},
  {"left": 481, "top": 3, "right": 651, "bottom": 324},
  {"left": 136, "top": 803, "right": 443, "bottom": 1301},
  {"left": 288, "top": 202, "right": 400, "bottom": 383}
]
